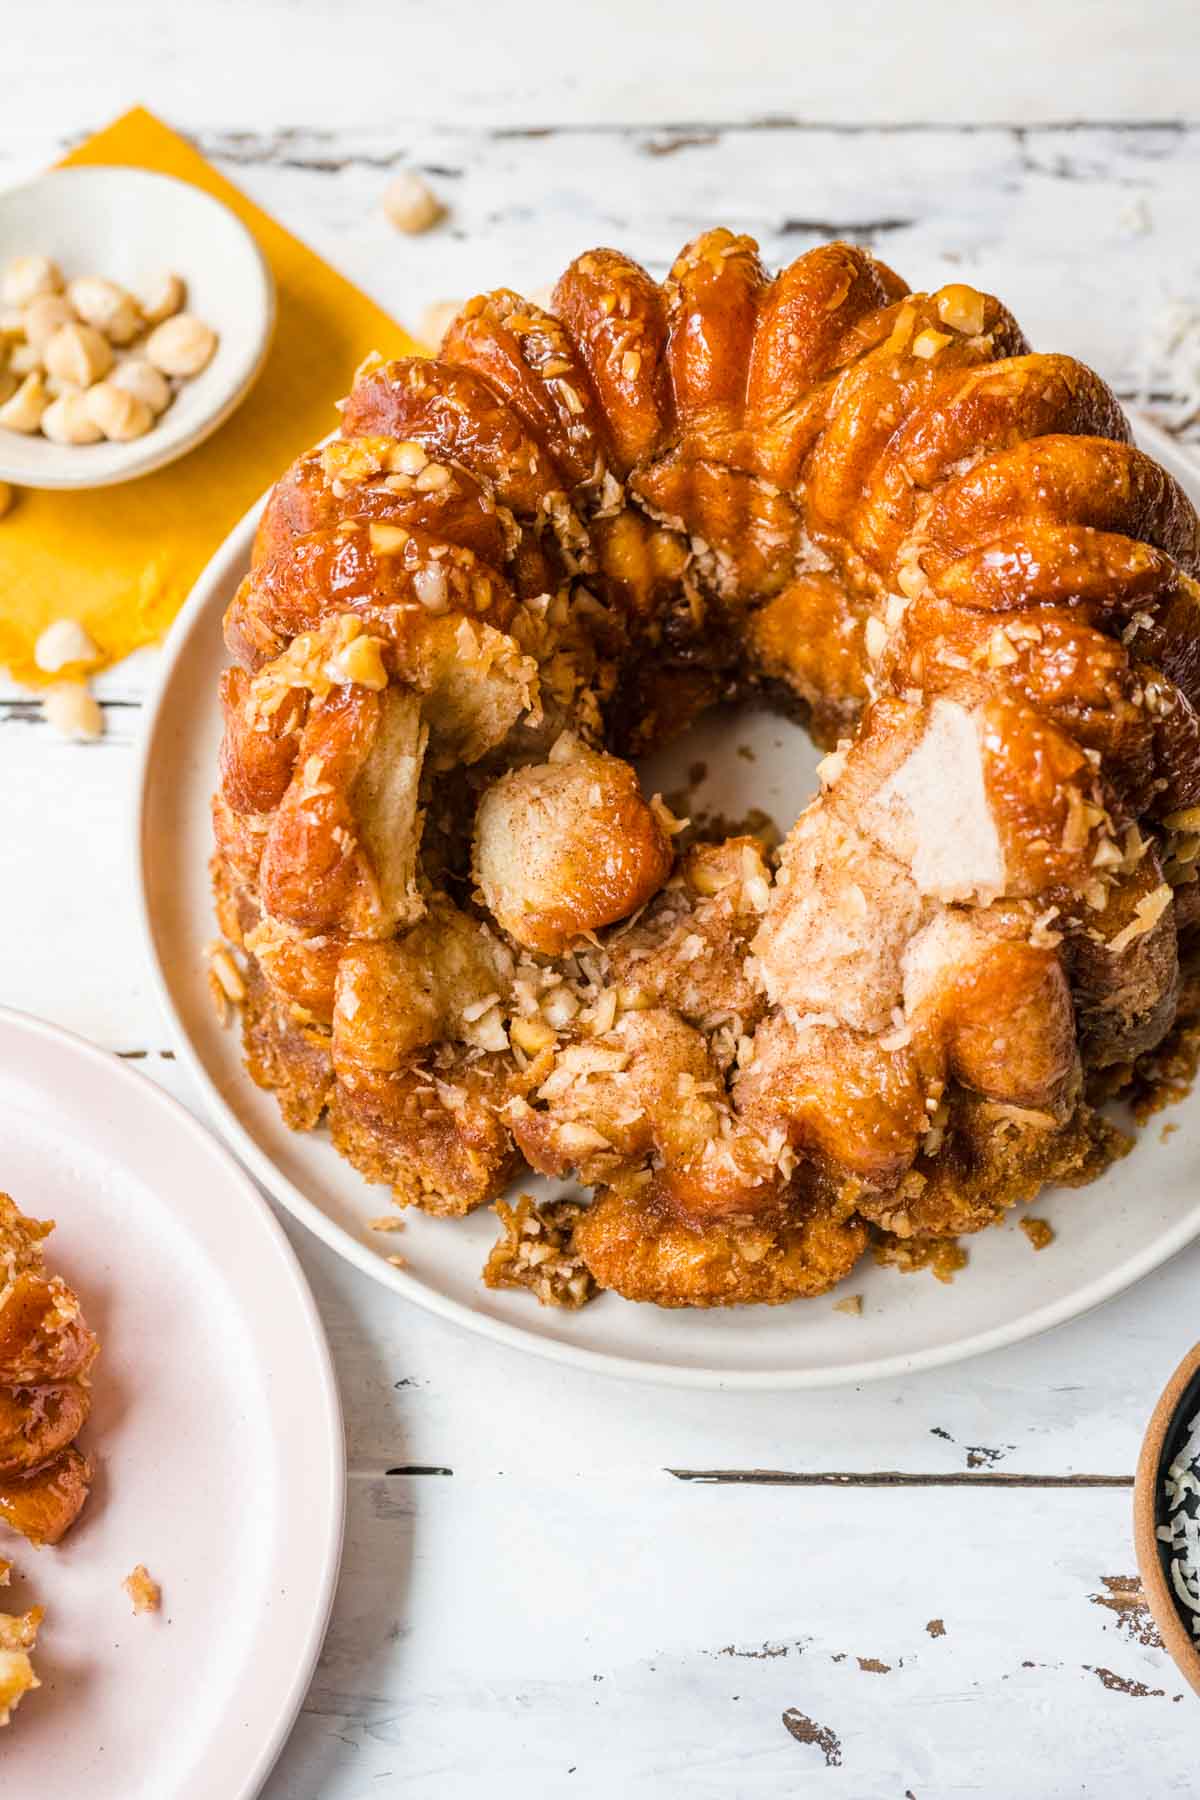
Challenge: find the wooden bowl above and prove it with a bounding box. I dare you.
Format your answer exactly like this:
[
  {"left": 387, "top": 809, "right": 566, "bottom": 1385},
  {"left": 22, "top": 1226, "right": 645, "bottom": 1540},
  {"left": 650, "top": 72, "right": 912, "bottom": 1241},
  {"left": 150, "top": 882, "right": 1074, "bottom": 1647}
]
[{"left": 1134, "top": 1341, "right": 1200, "bottom": 1696}]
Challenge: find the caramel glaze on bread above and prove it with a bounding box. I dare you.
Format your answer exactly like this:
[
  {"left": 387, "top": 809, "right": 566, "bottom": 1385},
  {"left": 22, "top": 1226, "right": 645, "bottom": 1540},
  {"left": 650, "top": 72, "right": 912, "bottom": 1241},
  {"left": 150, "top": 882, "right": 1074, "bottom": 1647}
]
[{"left": 212, "top": 232, "right": 1200, "bottom": 1307}]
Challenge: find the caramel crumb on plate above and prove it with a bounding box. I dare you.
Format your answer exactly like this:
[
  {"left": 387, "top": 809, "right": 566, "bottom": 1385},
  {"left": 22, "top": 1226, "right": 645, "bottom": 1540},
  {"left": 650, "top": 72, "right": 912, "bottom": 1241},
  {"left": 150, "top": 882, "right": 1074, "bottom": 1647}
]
[
  {"left": 1019, "top": 1217, "right": 1055, "bottom": 1251},
  {"left": 123, "top": 1564, "right": 161, "bottom": 1616}
]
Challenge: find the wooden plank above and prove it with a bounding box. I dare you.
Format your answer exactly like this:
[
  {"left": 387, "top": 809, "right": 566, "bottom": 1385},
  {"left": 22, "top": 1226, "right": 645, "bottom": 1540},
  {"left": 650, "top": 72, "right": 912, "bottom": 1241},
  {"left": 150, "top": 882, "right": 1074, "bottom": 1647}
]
[
  {"left": 263, "top": 1474, "right": 1190, "bottom": 1798},
  {"left": 4, "top": 1, "right": 1197, "bottom": 136}
]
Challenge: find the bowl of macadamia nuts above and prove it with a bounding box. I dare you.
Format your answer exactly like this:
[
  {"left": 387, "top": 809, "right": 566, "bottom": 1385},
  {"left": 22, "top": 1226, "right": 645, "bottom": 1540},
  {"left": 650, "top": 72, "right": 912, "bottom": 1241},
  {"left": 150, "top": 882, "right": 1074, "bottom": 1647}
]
[{"left": 0, "top": 166, "right": 274, "bottom": 489}]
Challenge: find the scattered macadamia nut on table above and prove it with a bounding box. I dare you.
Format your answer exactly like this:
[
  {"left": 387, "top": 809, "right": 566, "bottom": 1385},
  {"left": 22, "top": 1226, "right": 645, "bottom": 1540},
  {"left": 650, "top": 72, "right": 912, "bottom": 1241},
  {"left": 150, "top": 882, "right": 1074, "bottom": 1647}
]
[
  {"left": 0, "top": 372, "right": 49, "bottom": 433},
  {"left": 66, "top": 275, "right": 143, "bottom": 346},
  {"left": 41, "top": 681, "right": 104, "bottom": 740},
  {"left": 41, "top": 390, "right": 104, "bottom": 445},
  {"left": 1, "top": 255, "right": 63, "bottom": 308},
  {"left": 144, "top": 313, "right": 217, "bottom": 378},
  {"left": 34, "top": 618, "right": 100, "bottom": 672},
  {"left": 136, "top": 269, "right": 185, "bottom": 326},
  {"left": 44, "top": 321, "right": 113, "bottom": 388},
  {"left": 83, "top": 380, "right": 152, "bottom": 442},
  {"left": 382, "top": 171, "right": 444, "bottom": 233},
  {"left": 110, "top": 358, "right": 171, "bottom": 415}
]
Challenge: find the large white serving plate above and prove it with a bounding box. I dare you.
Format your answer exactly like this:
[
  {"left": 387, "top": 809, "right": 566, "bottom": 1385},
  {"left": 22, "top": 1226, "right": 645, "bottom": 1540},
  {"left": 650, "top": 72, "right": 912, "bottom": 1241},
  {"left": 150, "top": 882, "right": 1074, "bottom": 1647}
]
[
  {"left": 0, "top": 1008, "right": 343, "bottom": 1797},
  {"left": 136, "top": 416, "right": 1200, "bottom": 1390}
]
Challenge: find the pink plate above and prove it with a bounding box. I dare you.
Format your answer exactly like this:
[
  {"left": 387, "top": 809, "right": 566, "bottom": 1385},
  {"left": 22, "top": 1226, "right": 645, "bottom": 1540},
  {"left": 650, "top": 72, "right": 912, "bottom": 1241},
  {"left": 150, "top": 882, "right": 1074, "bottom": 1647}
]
[{"left": 0, "top": 1007, "right": 343, "bottom": 1798}]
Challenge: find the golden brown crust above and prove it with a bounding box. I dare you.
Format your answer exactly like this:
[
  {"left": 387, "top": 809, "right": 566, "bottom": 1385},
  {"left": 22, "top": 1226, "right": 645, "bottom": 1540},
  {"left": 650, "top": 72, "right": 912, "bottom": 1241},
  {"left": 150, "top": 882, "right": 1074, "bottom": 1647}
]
[
  {"left": 211, "top": 232, "right": 1200, "bottom": 1305},
  {"left": 575, "top": 1182, "right": 867, "bottom": 1308},
  {"left": 0, "top": 1199, "right": 97, "bottom": 1547}
]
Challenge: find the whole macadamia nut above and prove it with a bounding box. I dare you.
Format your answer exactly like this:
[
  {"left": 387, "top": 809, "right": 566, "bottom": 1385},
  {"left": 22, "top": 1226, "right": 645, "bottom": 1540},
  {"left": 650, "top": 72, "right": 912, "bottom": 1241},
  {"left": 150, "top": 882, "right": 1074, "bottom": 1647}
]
[
  {"left": 382, "top": 172, "right": 443, "bottom": 234},
  {"left": 145, "top": 313, "right": 217, "bottom": 378},
  {"left": 111, "top": 358, "right": 171, "bottom": 416},
  {"left": 67, "top": 275, "right": 143, "bottom": 346},
  {"left": 44, "top": 321, "right": 114, "bottom": 388},
  {"left": 23, "top": 292, "right": 74, "bottom": 352},
  {"left": 136, "top": 269, "right": 186, "bottom": 326},
  {"left": 41, "top": 389, "right": 104, "bottom": 445},
  {"left": 83, "top": 380, "right": 153, "bottom": 441},
  {"left": 1, "top": 255, "right": 63, "bottom": 308},
  {"left": 0, "top": 371, "right": 49, "bottom": 433}
]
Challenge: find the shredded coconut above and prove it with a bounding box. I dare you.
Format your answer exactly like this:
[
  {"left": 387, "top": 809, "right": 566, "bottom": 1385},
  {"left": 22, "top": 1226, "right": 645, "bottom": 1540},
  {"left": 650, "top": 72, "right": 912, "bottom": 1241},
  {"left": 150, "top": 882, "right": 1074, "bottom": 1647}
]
[{"left": 1157, "top": 1407, "right": 1200, "bottom": 1638}]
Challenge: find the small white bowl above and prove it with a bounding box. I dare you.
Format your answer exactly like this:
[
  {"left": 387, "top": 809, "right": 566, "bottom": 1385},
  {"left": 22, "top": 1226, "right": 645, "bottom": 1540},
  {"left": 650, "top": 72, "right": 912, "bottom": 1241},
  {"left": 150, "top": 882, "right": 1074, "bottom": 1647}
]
[{"left": 0, "top": 166, "right": 275, "bottom": 489}]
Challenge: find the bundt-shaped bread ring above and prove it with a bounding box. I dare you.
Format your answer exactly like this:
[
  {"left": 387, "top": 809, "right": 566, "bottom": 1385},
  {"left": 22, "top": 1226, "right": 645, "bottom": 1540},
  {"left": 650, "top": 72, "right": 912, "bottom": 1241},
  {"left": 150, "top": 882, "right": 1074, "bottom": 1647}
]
[
  {"left": 0, "top": 1195, "right": 97, "bottom": 1544},
  {"left": 212, "top": 231, "right": 1200, "bottom": 1309}
]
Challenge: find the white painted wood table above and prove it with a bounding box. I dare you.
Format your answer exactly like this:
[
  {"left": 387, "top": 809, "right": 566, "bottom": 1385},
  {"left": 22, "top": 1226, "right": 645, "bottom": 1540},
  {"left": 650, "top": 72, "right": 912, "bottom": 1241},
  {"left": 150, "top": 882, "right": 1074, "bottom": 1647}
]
[{"left": 5, "top": 7, "right": 1200, "bottom": 1793}]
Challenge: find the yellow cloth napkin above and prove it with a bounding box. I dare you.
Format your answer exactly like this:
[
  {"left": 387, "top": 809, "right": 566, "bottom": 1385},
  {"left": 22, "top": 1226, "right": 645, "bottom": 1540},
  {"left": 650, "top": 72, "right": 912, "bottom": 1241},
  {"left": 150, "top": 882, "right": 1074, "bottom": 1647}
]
[{"left": 0, "top": 107, "right": 422, "bottom": 688}]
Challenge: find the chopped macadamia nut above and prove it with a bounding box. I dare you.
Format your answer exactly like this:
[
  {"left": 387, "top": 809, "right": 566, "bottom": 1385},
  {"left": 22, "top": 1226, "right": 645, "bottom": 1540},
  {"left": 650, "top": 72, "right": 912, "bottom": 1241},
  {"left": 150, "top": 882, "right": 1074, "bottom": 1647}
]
[
  {"left": 111, "top": 358, "right": 170, "bottom": 415},
  {"left": 43, "top": 320, "right": 113, "bottom": 388},
  {"left": 136, "top": 269, "right": 186, "bottom": 326},
  {"left": 208, "top": 945, "right": 246, "bottom": 1003},
  {"left": 144, "top": 313, "right": 217, "bottom": 378},
  {"left": 22, "top": 291, "right": 73, "bottom": 351},
  {"left": 328, "top": 632, "right": 389, "bottom": 690},
  {"left": 0, "top": 372, "right": 49, "bottom": 434},
  {"left": 41, "top": 390, "right": 104, "bottom": 446},
  {"left": 912, "top": 328, "right": 952, "bottom": 360},
  {"left": 1, "top": 255, "right": 62, "bottom": 308},
  {"left": 66, "top": 275, "right": 143, "bottom": 345},
  {"left": 34, "top": 618, "right": 100, "bottom": 673},
  {"left": 123, "top": 1565, "right": 161, "bottom": 1615},
  {"left": 41, "top": 681, "right": 104, "bottom": 740},
  {"left": 934, "top": 283, "right": 987, "bottom": 336},
  {"left": 382, "top": 171, "right": 444, "bottom": 234},
  {"left": 83, "top": 380, "right": 153, "bottom": 442},
  {"left": 483, "top": 1194, "right": 596, "bottom": 1309}
]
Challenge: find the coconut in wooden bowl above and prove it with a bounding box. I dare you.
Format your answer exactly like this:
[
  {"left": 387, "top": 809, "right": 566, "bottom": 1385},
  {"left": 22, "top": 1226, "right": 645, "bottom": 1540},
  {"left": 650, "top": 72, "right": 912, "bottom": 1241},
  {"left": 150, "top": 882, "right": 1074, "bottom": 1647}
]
[{"left": 1134, "top": 1342, "right": 1200, "bottom": 1696}]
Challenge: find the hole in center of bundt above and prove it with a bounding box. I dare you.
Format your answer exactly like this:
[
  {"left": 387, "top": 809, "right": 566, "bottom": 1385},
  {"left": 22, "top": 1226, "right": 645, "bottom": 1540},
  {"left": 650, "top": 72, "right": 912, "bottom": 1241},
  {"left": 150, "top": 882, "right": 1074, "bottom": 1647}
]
[{"left": 634, "top": 699, "right": 824, "bottom": 852}]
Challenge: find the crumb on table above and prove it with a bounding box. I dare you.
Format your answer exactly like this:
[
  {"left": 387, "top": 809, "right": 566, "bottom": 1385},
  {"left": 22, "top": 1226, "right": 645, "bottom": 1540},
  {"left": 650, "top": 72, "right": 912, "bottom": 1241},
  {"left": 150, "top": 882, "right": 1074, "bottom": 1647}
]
[
  {"left": 833, "top": 1293, "right": 863, "bottom": 1316},
  {"left": 123, "top": 1564, "right": 161, "bottom": 1616},
  {"left": 1019, "top": 1217, "right": 1055, "bottom": 1251},
  {"left": 483, "top": 1193, "right": 597, "bottom": 1309}
]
